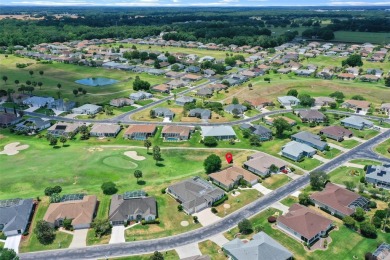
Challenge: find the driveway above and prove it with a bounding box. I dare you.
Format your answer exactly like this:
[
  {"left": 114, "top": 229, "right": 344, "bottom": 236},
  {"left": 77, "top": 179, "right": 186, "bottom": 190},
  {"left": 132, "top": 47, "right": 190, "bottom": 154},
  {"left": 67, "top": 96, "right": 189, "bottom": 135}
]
[
  {"left": 344, "top": 162, "right": 365, "bottom": 169},
  {"left": 271, "top": 201, "right": 289, "bottom": 214},
  {"left": 328, "top": 143, "right": 349, "bottom": 152},
  {"left": 69, "top": 229, "right": 88, "bottom": 249},
  {"left": 252, "top": 183, "right": 273, "bottom": 195},
  {"left": 209, "top": 234, "right": 229, "bottom": 247},
  {"left": 193, "top": 208, "right": 221, "bottom": 226},
  {"left": 175, "top": 243, "right": 202, "bottom": 259},
  {"left": 5, "top": 235, "right": 22, "bottom": 254},
  {"left": 313, "top": 155, "right": 330, "bottom": 163},
  {"left": 24, "top": 107, "right": 38, "bottom": 112},
  {"left": 109, "top": 226, "right": 125, "bottom": 244}
]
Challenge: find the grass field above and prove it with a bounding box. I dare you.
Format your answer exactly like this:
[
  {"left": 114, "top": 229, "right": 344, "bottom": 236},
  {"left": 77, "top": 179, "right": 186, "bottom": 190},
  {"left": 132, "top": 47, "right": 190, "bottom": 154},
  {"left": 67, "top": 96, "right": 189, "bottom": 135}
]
[
  {"left": 262, "top": 174, "right": 290, "bottom": 190},
  {"left": 328, "top": 166, "right": 364, "bottom": 186},
  {"left": 0, "top": 55, "right": 167, "bottom": 105},
  {"left": 280, "top": 196, "right": 299, "bottom": 207},
  {"left": 198, "top": 240, "right": 226, "bottom": 260},
  {"left": 333, "top": 31, "right": 390, "bottom": 44},
  {"left": 110, "top": 250, "right": 179, "bottom": 260},
  {"left": 375, "top": 138, "right": 390, "bottom": 159},
  {"left": 215, "top": 189, "right": 261, "bottom": 217}
]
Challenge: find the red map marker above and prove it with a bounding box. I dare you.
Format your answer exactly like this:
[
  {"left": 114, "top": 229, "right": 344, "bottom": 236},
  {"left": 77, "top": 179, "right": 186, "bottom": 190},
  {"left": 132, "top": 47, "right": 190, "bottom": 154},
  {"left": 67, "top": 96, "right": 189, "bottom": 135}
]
[{"left": 225, "top": 152, "right": 233, "bottom": 164}]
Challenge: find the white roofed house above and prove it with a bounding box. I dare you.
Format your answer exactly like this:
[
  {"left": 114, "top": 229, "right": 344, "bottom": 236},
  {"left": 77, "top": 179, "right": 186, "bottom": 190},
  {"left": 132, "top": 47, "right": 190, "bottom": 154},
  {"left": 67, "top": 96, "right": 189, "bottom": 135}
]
[
  {"left": 72, "top": 104, "right": 102, "bottom": 115},
  {"left": 277, "top": 96, "right": 300, "bottom": 106},
  {"left": 340, "top": 116, "right": 374, "bottom": 130},
  {"left": 201, "top": 126, "right": 236, "bottom": 141}
]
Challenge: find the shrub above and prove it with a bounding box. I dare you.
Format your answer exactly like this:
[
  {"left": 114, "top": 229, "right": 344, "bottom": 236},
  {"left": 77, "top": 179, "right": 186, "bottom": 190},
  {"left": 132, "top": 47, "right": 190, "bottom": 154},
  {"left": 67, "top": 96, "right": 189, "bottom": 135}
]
[
  {"left": 360, "top": 222, "right": 377, "bottom": 238},
  {"left": 62, "top": 218, "right": 73, "bottom": 230},
  {"left": 211, "top": 207, "right": 218, "bottom": 214},
  {"left": 238, "top": 219, "right": 253, "bottom": 235},
  {"left": 177, "top": 205, "right": 183, "bottom": 211},
  {"left": 368, "top": 201, "right": 377, "bottom": 209},
  {"left": 193, "top": 216, "right": 199, "bottom": 223},
  {"left": 161, "top": 188, "right": 166, "bottom": 194},
  {"left": 101, "top": 182, "right": 118, "bottom": 195},
  {"left": 212, "top": 194, "right": 228, "bottom": 207},
  {"left": 267, "top": 216, "right": 277, "bottom": 223}
]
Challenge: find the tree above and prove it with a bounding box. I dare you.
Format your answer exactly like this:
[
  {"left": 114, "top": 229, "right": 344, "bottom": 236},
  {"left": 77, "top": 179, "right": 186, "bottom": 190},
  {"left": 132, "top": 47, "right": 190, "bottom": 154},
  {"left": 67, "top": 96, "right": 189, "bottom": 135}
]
[
  {"left": 353, "top": 207, "right": 366, "bottom": 222},
  {"left": 134, "top": 170, "right": 143, "bottom": 183},
  {"left": 0, "top": 248, "right": 19, "bottom": 260},
  {"left": 248, "top": 83, "right": 253, "bottom": 89},
  {"left": 343, "top": 181, "right": 356, "bottom": 191},
  {"left": 2, "top": 76, "right": 8, "bottom": 84},
  {"left": 238, "top": 218, "right": 253, "bottom": 234},
  {"left": 14, "top": 79, "right": 19, "bottom": 86},
  {"left": 249, "top": 135, "right": 261, "bottom": 147},
  {"left": 287, "top": 89, "right": 298, "bottom": 97},
  {"left": 144, "top": 139, "right": 152, "bottom": 153},
  {"left": 29, "top": 70, "right": 34, "bottom": 77},
  {"left": 57, "top": 83, "right": 62, "bottom": 89},
  {"left": 299, "top": 94, "right": 315, "bottom": 107},
  {"left": 329, "top": 91, "right": 345, "bottom": 101},
  {"left": 310, "top": 171, "right": 329, "bottom": 190},
  {"left": 62, "top": 218, "right": 72, "bottom": 230},
  {"left": 167, "top": 55, "right": 176, "bottom": 64},
  {"left": 204, "top": 154, "right": 222, "bottom": 173},
  {"left": 73, "top": 89, "right": 78, "bottom": 96},
  {"left": 37, "top": 81, "right": 43, "bottom": 89},
  {"left": 343, "top": 216, "right": 356, "bottom": 229},
  {"left": 385, "top": 77, "right": 390, "bottom": 88},
  {"left": 133, "top": 77, "right": 151, "bottom": 91},
  {"left": 232, "top": 108, "right": 240, "bottom": 118},
  {"left": 171, "top": 64, "right": 180, "bottom": 72},
  {"left": 59, "top": 136, "right": 67, "bottom": 146},
  {"left": 49, "top": 137, "right": 58, "bottom": 146},
  {"left": 342, "top": 54, "right": 363, "bottom": 67},
  {"left": 360, "top": 222, "right": 377, "bottom": 238},
  {"left": 149, "top": 251, "right": 164, "bottom": 260},
  {"left": 49, "top": 193, "right": 61, "bottom": 203},
  {"left": 351, "top": 95, "right": 365, "bottom": 101},
  {"left": 35, "top": 220, "right": 55, "bottom": 245},
  {"left": 39, "top": 70, "right": 44, "bottom": 77},
  {"left": 273, "top": 117, "right": 291, "bottom": 137},
  {"left": 298, "top": 192, "right": 311, "bottom": 206},
  {"left": 153, "top": 60, "right": 161, "bottom": 69},
  {"left": 203, "top": 136, "right": 218, "bottom": 147},
  {"left": 232, "top": 97, "right": 239, "bottom": 105},
  {"left": 91, "top": 219, "right": 111, "bottom": 238},
  {"left": 101, "top": 182, "right": 118, "bottom": 195},
  {"left": 149, "top": 109, "right": 156, "bottom": 118},
  {"left": 153, "top": 151, "right": 161, "bottom": 165}
]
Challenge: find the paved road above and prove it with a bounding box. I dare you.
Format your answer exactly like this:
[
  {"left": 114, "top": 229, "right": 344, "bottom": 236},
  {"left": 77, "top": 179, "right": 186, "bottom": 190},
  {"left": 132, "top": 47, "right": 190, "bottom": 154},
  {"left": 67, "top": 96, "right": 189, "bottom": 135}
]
[{"left": 19, "top": 129, "right": 390, "bottom": 260}]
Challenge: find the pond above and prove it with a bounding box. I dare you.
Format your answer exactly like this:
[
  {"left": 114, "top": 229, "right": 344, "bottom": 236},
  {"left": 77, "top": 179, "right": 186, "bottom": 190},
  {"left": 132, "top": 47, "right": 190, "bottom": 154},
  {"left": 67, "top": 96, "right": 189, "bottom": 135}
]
[{"left": 75, "top": 77, "right": 119, "bottom": 87}]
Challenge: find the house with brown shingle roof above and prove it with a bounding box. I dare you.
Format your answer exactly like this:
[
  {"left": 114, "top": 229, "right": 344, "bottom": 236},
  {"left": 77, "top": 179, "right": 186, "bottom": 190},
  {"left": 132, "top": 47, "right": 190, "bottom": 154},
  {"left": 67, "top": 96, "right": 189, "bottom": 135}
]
[
  {"left": 161, "top": 125, "right": 194, "bottom": 141},
  {"left": 341, "top": 100, "right": 371, "bottom": 113},
  {"left": 90, "top": 124, "right": 121, "bottom": 137},
  {"left": 47, "top": 122, "right": 83, "bottom": 138},
  {"left": 182, "top": 73, "right": 202, "bottom": 81},
  {"left": 244, "top": 98, "right": 273, "bottom": 110},
  {"left": 0, "top": 112, "right": 21, "bottom": 128},
  {"left": 337, "top": 73, "right": 356, "bottom": 80},
  {"left": 44, "top": 195, "right": 97, "bottom": 229},
  {"left": 151, "top": 84, "right": 171, "bottom": 93},
  {"left": 277, "top": 204, "right": 333, "bottom": 246},
  {"left": 123, "top": 125, "right": 157, "bottom": 140},
  {"left": 244, "top": 153, "right": 287, "bottom": 177},
  {"left": 209, "top": 166, "right": 258, "bottom": 191},
  {"left": 319, "top": 125, "right": 353, "bottom": 142},
  {"left": 310, "top": 183, "right": 369, "bottom": 217}
]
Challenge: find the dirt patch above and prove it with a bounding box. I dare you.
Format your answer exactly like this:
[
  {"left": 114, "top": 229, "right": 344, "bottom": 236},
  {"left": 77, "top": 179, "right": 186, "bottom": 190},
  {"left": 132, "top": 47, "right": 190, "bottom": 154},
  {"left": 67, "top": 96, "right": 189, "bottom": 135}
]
[
  {"left": 0, "top": 142, "right": 29, "bottom": 156},
  {"left": 123, "top": 151, "right": 146, "bottom": 161}
]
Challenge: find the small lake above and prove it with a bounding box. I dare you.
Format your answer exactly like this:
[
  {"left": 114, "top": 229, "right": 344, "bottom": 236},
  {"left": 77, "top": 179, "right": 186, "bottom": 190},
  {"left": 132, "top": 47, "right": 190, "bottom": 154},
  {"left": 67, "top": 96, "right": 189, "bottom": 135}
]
[{"left": 75, "top": 77, "right": 119, "bottom": 87}]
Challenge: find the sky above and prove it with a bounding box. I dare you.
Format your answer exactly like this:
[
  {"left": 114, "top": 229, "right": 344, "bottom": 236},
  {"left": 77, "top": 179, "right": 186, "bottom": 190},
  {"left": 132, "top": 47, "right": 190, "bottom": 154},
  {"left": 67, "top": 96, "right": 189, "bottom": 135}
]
[{"left": 2, "top": 0, "right": 390, "bottom": 6}]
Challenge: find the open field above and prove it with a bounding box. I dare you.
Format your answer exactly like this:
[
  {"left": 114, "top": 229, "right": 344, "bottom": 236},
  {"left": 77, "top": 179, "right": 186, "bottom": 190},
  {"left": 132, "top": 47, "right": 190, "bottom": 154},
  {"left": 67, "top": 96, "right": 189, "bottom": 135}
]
[
  {"left": 333, "top": 31, "right": 390, "bottom": 44},
  {"left": 0, "top": 54, "right": 167, "bottom": 105}
]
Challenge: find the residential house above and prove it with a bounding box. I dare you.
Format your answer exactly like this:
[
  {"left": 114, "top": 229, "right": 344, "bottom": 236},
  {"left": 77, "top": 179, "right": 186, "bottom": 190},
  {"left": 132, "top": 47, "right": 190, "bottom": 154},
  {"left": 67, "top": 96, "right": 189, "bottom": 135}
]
[
  {"left": 175, "top": 96, "right": 195, "bottom": 106},
  {"left": 109, "top": 191, "right": 157, "bottom": 225},
  {"left": 366, "top": 164, "right": 390, "bottom": 189},
  {"left": 244, "top": 153, "right": 287, "bottom": 177},
  {"left": 44, "top": 195, "right": 97, "bottom": 229},
  {"left": 123, "top": 125, "right": 157, "bottom": 140},
  {"left": 161, "top": 125, "right": 194, "bottom": 141},
  {"left": 130, "top": 91, "right": 153, "bottom": 101},
  {"left": 342, "top": 100, "right": 371, "bottom": 114},
  {"left": 244, "top": 98, "right": 273, "bottom": 110},
  {"left": 314, "top": 97, "right": 335, "bottom": 107},
  {"left": 0, "top": 113, "right": 21, "bottom": 128},
  {"left": 151, "top": 84, "right": 171, "bottom": 93},
  {"left": 182, "top": 74, "right": 202, "bottom": 82},
  {"left": 165, "top": 71, "right": 185, "bottom": 79},
  {"left": 340, "top": 116, "right": 374, "bottom": 130},
  {"left": 240, "top": 123, "right": 272, "bottom": 141},
  {"left": 185, "top": 66, "right": 201, "bottom": 73},
  {"left": 188, "top": 108, "right": 212, "bottom": 120},
  {"left": 47, "top": 122, "right": 82, "bottom": 138},
  {"left": 319, "top": 126, "right": 353, "bottom": 142},
  {"left": 152, "top": 107, "right": 175, "bottom": 120},
  {"left": 298, "top": 110, "right": 326, "bottom": 123},
  {"left": 381, "top": 103, "right": 390, "bottom": 115},
  {"left": 110, "top": 98, "right": 134, "bottom": 107},
  {"left": 360, "top": 74, "right": 380, "bottom": 82},
  {"left": 0, "top": 198, "right": 34, "bottom": 236},
  {"left": 90, "top": 124, "right": 121, "bottom": 137},
  {"left": 224, "top": 104, "right": 247, "bottom": 116},
  {"left": 337, "top": 73, "right": 356, "bottom": 80},
  {"left": 291, "top": 131, "right": 327, "bottom": 151},
  {"left": 167, "top": 177, "right": 225, "bottom": 214},
  {"left": 277, "top": 96, "right": 300, "bottom": 106},
  {"left": 196, "top": 88, "right": 213, "bottom": 98},
  {"left": 167, "top": 79, "right": 186, "bottom": 89},
  {"left": 72, "top": 104, "right": 102, "bottom": 115},
  {"left": 209, "top": 166, "right": 258, "bottom": 191},
  {"left": 15, "top": 118, "right": 51, "bottom": 133},
  {"left": 310, "top": 183, "right": 369, "bottom": 217},
  {"left": 22, "top": 96, "right": 54, "bottom": 108},
  {"left": 201, "top": 126, "right": 236, "bottom": 140},
  {"left": 223, "top": 231, "right": 293, "bottom": 260},
  {"left": 277, "top": 204, "right": 333, "bottom": 246},
  {"left": 281, "top": 141, "right": 317, "bottom": 161}
]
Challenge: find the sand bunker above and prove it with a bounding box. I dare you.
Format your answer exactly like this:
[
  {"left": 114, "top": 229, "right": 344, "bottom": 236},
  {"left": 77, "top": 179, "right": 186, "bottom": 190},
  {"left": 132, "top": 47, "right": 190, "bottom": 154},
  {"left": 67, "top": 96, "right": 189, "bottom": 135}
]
[
  {"left": 124, "top": 151, "right": 146, "bottom": 161},
  {"left": 0, "top": 142, "right": 29, "bottom": 156}
]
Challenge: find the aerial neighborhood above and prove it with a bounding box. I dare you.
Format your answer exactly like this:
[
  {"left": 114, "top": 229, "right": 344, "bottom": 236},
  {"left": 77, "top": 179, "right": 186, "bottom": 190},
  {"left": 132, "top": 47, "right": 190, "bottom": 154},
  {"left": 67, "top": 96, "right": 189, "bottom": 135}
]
[{"left": 0, "top": 6, "right": 390, "bottom": 260}]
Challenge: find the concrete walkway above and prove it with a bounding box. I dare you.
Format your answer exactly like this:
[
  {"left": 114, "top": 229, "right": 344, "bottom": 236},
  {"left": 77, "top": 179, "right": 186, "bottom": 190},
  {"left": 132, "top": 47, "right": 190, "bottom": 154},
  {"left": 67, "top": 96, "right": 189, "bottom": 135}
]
[
  {"left": 286, "top": 172, "right": 300, "bottom": 180},
  {"left": 193, "top": 208, "right": 221, "bottom": 226},
  {"left": 344, "top": 162, "right": 365, "bottom": 169},
  {"left": 4, "top": 235, "right": 22, "bottom": 254},
  {"left": 109, "top": 226, "right": 125, "bottom": 244},
  {"left": 348, "top": 136, "right": 366, "bottom": 143},
  {"left": 290, "top": 190, "right": 301, "bottom": 198},
  {"left": 313, "top": 154, "right": 330, "bottom": 163},
  {"left": 252, "top": 183, "right": 273, "bottom": 195},
  {"left": 271, "top": 201, "right": 289, "bottom": 214},
  {"left": 69, "top": 229, "right": 88, "bottom": 249},
  {"left": 328, "top": 143, "right": 349, "bottom": 152},
  {"left": 209, "top": 234, "right": 229, "bottom": 247},
  {"left": 24, "top": 107, "right": 38, "bottom": 112},
  {"left": 175, "top": 243, "right": 202, "bottom": 259}
]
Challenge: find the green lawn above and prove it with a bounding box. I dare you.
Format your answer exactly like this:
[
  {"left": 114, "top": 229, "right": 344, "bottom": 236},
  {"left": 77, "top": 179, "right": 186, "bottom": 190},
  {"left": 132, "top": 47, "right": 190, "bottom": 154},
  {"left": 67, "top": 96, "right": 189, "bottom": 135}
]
[
  {"left": 333, "top": 31, "right": 390, "bottom": 44},
  {"left": 375, "top": 138, "right": 390, "bottom": 159},
  {"left": 215, "top": 189, "right": 261, "bottom": 217},
  {"left": 328, "top": 166, "right": 364, "bottom": 186},
  {"left": 86, "top": 229, "right": 110, "bottom": 246},
  {"left": 109, "top": 250, "right": 179, "bottom": 260},
  {"left": 328, "top": 139, "right": 360, "bottom": 149},
  {"left": 199, "top": 240, "right": 226, "bottom": 260},
  {"left": 317, "top": 148, "right": 341, "bottom": 160},
  {"left": 280, "top": 196, "right": 299, "bottom": 207},
  {"left": 350, "top": 129, "right": 380, "bottom": 140},
  {"left": 262, "top": 174, "right": 290, "bottom": 190},
  {"left": 349, "top": 159, "right": 382, "bottom": 166}
]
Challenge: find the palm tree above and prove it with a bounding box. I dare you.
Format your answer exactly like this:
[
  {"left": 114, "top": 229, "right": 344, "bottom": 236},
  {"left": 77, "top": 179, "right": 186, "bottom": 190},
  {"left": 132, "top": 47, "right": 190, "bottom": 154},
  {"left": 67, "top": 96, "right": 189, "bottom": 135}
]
[
  {"left": 29, "top": 70, "right": 34, "bottom": 77},
  {"left": 2, "top": 75, "right": 8, "bottom": 84},
  {"left": 134, "top": 170, "right": 143, "bottom": 183}
]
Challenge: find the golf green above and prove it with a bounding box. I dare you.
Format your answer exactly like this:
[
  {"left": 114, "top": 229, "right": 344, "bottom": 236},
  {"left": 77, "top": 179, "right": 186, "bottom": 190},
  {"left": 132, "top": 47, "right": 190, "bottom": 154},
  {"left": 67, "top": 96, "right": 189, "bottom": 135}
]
[{"left": 102, "top": 155, "right": 138, "bottom": 170}]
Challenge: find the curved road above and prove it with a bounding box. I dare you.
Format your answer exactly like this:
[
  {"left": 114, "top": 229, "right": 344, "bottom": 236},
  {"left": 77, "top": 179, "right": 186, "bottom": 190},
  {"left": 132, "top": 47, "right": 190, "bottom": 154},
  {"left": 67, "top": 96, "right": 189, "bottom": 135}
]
[{"left": 20, "top": 129, "right": 390, "bottom": 260}]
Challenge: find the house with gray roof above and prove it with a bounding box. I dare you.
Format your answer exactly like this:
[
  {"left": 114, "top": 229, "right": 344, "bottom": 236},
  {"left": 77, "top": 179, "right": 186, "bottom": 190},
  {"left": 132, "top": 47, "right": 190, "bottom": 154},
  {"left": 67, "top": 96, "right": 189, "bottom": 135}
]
[
  {"left": 185, "top": 66, "right": 201, "bottom": 73},
  {"left": 90, "top": 124, "right": 121, "bottom": 137},
  {"left": 366, "top": 164, "right": 390, "bottom": 189},
  {"left": 0, "top": 113, "right": 21, "bottom": 128},
  {"left": 72, "top": 104, "right": 102, "bottom": 115},
  {"left": 277, "top": 96, "right": 300, "bottom": 106},
  {"left": 188, "top": 108, "right": 211, "bottom": 120},
  {"left": 201, "top": 126, "right": 236, "bottom": 140},
  {"left": 282, "top": 141, "right": 317, "bottom": 161},
  {"left": 15, "top": 118, "right": 51, "bottom": 133},
  {"left": 0, "top": 198, "right": 34, "bottom": 236},
  {"left": 291, "top": 131, "right": 327, "bottom": 151},
  {"left": 109, "top": 192, "right": 157, "bottom": 225},
  {"left": 130, "top": 91, "right": 153, "bottom": 101},
  {"left": 298, "top": 110, "right": 326, "bottom": 123},
  {"left": 240, "top": 124, "right": 272, "bottom": 141},
  {"left": 341, "top": 116, "right": 374, "bottom": 130},
  {"left": 23, "top": 96, "right": 55, "bottom": 108},
  {"left": 152, "top": 107, "right": 175, "bottom": 120},
  {"left": 176, "top": 96, "right": 195, "bottom": 106},
  {"left": 223, "top": 231, "right": 293, "bottom": 260},
  {"left": 167, "top": 177, "right": 225, "bottom": 214},
  {"left": 224, "top": 104, "right": 247, "bottom": 116}
]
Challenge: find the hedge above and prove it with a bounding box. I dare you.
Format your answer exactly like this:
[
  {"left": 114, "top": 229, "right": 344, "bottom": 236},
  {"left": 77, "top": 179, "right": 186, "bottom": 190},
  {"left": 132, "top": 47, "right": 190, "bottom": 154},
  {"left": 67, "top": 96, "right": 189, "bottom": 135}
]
[{"left": 212, "top": 194, "right": 228, "bottom": 207}]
